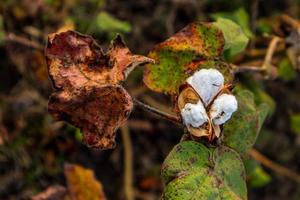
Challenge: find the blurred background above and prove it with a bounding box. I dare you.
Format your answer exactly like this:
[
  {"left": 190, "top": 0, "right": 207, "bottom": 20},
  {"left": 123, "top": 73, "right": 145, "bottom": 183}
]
[{"left": 0, "top": 0, "right": 300, "bottom": 199}]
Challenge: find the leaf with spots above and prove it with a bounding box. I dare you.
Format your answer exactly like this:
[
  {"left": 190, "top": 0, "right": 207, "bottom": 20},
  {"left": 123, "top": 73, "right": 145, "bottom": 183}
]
[
  {"left": 161, "top": 141, "right": 247, "bottom": 200},
  {"left": 46, "top": 30, "right": 153, "bottom": 149},
  {"left": 223, "top": 90, "right": 270, "bottom": 154},
  {"left": 143, "top": 22, "right": 226, "bottom": 95}
]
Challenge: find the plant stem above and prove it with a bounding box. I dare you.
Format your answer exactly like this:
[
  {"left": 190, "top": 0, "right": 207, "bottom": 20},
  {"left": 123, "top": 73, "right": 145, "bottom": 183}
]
[
  {"left": 249, "top": 148, "right": 300, "bottom": 183},
  {"left": 133, "top": 98, "right": 182, "bottom": 124},
  {"left": 262, "top": 36, "right": 282, "bottom": 76},
  {"left": 6, "top": 33, "right": 44, "bottom": 50},
  {"left": 232, "top": 36, "right": 283, "bottom": 78},
  {"left": 231, "top": 64, "right": 265, "bottom": 74},
  {"left": 281, "top": 14, "right": 300, "bottom": 30},
  {"left": 121, "top": 125, "right": 134, "bottom": 200}
]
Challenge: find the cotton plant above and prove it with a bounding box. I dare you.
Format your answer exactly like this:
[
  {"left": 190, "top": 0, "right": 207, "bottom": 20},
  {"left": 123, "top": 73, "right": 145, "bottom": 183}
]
[
  {"left": 179, "top": 68, "right": 238, "bottom": 141},
  {"left": 44, "top": 20, "right": 270, "bottom": 200}
]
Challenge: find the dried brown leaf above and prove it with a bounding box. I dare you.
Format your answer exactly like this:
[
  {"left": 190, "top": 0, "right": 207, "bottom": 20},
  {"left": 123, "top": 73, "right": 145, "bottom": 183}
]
[
  {"left": 49, "top": 85, "right": 132, "bottom": 148},
  {"left": 46, "top": 30, "right": 153, "bottom": 149},
  {"left": 46, "top": 31, "right": 153, "bottom": 88}
]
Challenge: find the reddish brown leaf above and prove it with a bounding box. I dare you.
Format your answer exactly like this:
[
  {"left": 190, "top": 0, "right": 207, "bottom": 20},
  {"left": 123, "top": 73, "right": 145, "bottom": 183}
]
[
  {"left": 49, "top": 85, "right": 133, "bottom": 148},
  {"left": 64, "top": 164, "right": 106, "bottom": 200},
  {"left": 46, "top": 31, "right": 153, "bottom": 88},
  {"left": 46, "top": 30, "right": 153, "bottom": 149}
]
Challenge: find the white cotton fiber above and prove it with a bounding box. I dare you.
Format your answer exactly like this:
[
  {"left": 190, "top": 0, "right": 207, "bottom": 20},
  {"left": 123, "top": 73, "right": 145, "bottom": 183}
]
[
  {"left": 210, "top": 94, "right": 238, "bottom": 125},
  {"left": 181, "top": 101, "right": 208, "bottom": 128},
  {"left": 187, "top": 69, "right": 224, "bottom": 106}
]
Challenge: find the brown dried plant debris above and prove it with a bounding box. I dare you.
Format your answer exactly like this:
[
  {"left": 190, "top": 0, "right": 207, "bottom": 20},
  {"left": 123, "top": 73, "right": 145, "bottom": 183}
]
[
  {"left": 31, "top": 185, "right": 68, "bottom": 200},
  {"left": 45, "top": 30, "right": 153, "bottom": 149}
]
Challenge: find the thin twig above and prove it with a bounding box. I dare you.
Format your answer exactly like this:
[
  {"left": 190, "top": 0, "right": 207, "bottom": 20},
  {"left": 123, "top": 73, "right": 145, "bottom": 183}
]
[
  {"left": 121, "top": 125, "right": 134, "bottom": 200},
  {"left": 281, "top": 14, "right": 300, "bottom": 31},
  {"left": 231, "top": 63, "right": 264, "bottom": 74},
  {"left": 129, "top": 86, "right": 147, "bottom": 97},
  {"left": 249, "top": 148, "right": 300, "bottom": 183},
  {"left": 233, "top": 36, "right": 283, "bottom": 77},
  {"left": 231, "top": 64, "right": 264, "bottom": 74},
  {"left": 262, "top": 36, "right": 282, "bottom": 75},
  {"left": 5, "top": 33, "right": 44, "bottom": 50},
  {"left": 246, "top": 45, "right": 285, "bottom": 58},
  {"left": 142, "top": 95, "right": 173, "bottom": 114},
  {"left": 133, "top": 98, "right": 182, "bottom": 124}
]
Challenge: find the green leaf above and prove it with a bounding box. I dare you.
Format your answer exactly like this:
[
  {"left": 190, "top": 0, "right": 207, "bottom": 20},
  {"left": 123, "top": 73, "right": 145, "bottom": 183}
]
[
  {"left": 257, "top": 20, "right": 273, "bottom": 34},
  {"left": 235, "top": 77, "right": 276, "bottom": 115},
  {"left": 161, "top": 141, "right": 247, "bottom": 200},
  {"left": 96, "top": 11, "right": 131, "bottom": 33},
  {"left": 223, "top": 90, "right": 269, "bottom": 154},
  {"left": 75, "top": 128, "right": 83, "bottom": 141},
  {"left": 278, "top": 58, "right": 297, "bottom": 81},
  {"left": 290, "top": 114, "right": 300, "bottom": 134},
  {"left": 214, "top": 18, "right": 249, "bottom": 58},
  {"left": 211, "top": 8, "right": 253, "bottom": 38},
  {"left": 144, "top": 22, "right": 227, "bottom": 94},
  {"left": 249, "top": 166, "right": 271, "bottom": 187},
  {"left": 244, "top": 157, "right": 271, "bottom": 188}
]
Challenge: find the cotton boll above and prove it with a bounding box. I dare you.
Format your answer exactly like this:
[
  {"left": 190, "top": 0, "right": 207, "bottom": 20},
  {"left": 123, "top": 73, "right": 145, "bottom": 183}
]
[
  {"left": 210, "top": 94, "right": 238, "bottom": 125},
  {"left": 181, "top": 101, "right": 208, "bottom": 128},
  {"left": 187, "top": 69, "right": 224, "bottom": 106}
]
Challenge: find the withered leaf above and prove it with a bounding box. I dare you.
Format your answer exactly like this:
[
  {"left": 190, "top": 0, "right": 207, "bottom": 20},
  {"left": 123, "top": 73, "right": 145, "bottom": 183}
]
[
  {"left": 64, "top": 164, "right": 107, "bottom": 200},
  {"left": 46, "top": 30, "right": 153, "bottom": 88},
  {"left": 46, "top": 30, "right": 153, "bottom": 149},
  {"left": 49, "top": 85, "right": 133, "bottom": 148}
]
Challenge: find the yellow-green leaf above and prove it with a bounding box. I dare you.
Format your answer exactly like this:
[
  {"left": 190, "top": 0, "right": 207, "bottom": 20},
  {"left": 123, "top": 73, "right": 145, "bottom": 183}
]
[{"left": 143, "top": 22, "right": 226, "bottom": 95}]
